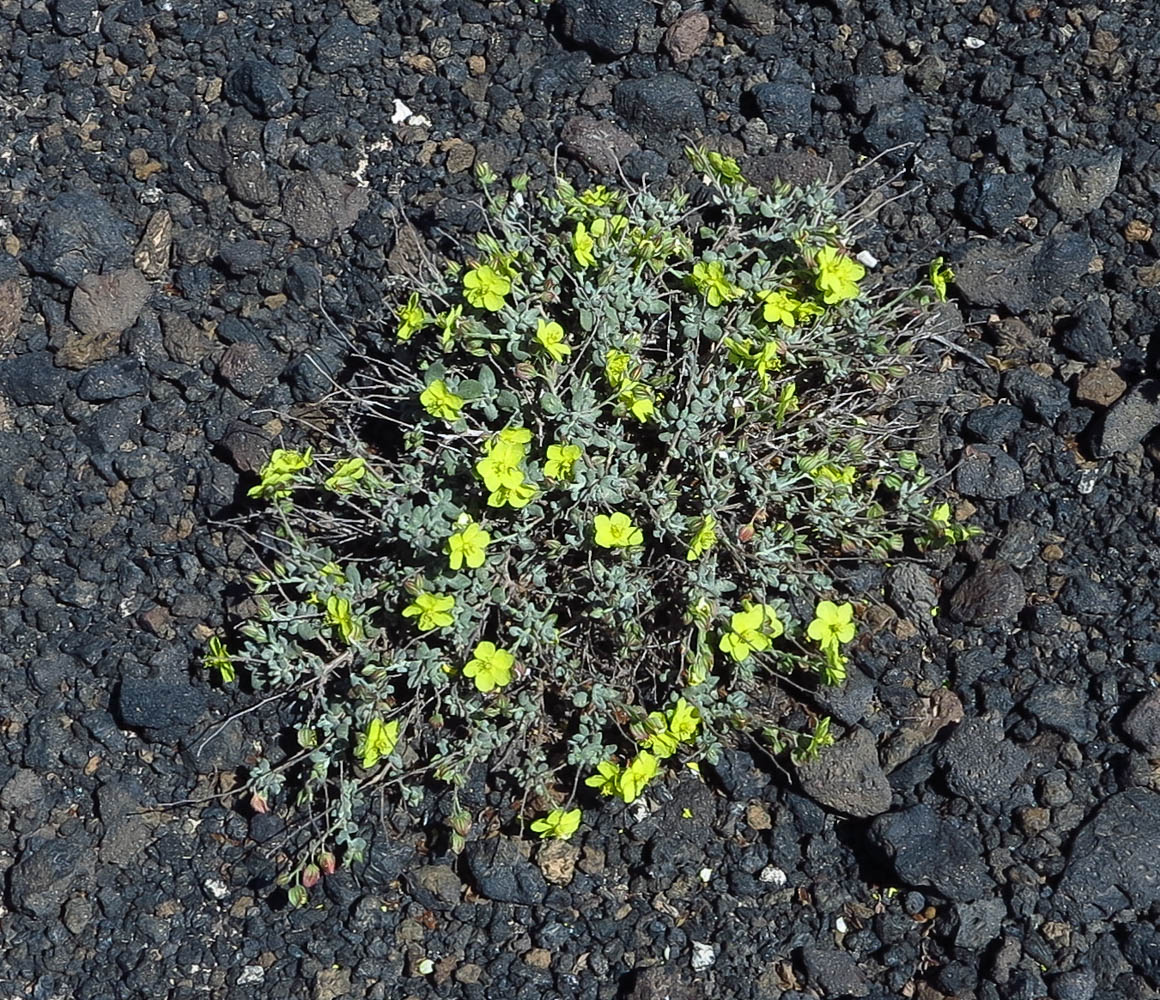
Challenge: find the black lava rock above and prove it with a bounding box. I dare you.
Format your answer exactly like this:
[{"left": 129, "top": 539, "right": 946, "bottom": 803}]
[
  {"left": 947, "top": 560, "right": 1025, "bottom": 625},
  {"left": 0, "top": 351, "right": 70, "bottom": 405},
  {"left": 8, "top": 835, "right": 90, "bottom": 917},
  {"left": 708, "top": 746, "right": 769, "bottom": 800},
  {"left": 558, "top": 0, "right": 653, "bottom": 58},
  {"left": 962, "top": 404, "right": 1023, "bottom": 444},
  {"left": 313, "top": 16, "right": 379, "bottom": 72},
  {"left": 749, "top": 80, "right": 814, "bottom": 133},
  {"left": 958, "top": 173, "right": 1034, "bottom": 233},
  {"left": 218, "top": 239, "right": 270, "bottom": 276},
  {"left": 77, "top": 358, "right": 146, "bottom": 402},
  {"left": 861, "top": 101, "right": 927, "bottom": 160},
  {"left": 1059, "top": 299, "right": 1115, "bottom": 362},
  {"left": 1055, "top": 789, "right": 1160, "bottom": 922},
  {"left": 938, "top": 713, "right": 1029, "bottom": 805},
  {"left": 287, "top": 347, "right": 343, "bottom": 403},
  {"left": 954, "top": 444, "right": 1025, "bottom": 500},
  {"left": 614, "top": 73, "right": 705, "bottom": 137},
  {"left": 26, "top": 192, "right": 134, "bottom": 287},
  {"left": 464, "top": 838, "right": 548, "bottom": 905},
  {"left": 1024, "top": 683, "right": 1096, "bottom": 743},
  {"left": 869, "top": 804, "right": 991, "bottom": 901},
  {"left": 800, "top": 945, "right": 870, "bottom": 997},
  {"left": 1123, "top": 690, "right": 1160, "bottom": 753},
  {"left": 115, "top": 678, "right": 207, "bottom": 733},
  {"left": 1002, "top": 368, "right": 1071, "bottom": 424},
  {"left": 52, "top": 0, "right": 93, "bottom": 36},
  {"left": 224, "top": 59, "right": 294, "bottom": 118}
]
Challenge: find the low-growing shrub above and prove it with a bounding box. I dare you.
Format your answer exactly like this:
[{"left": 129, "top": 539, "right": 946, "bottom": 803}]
[{"left": 206, "top": 148, "right": 967, "bottom": 902}]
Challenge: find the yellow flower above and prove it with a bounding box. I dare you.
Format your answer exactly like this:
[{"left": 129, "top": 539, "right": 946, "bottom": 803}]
[
  {"left": 357, "top": 718, "right": 399, "bottom": 769},
  {"left": 247, "top": 447, "right": 314, "bottom": 500},
  {"left": 495, "top": 426, "right": 532, "bottom": 448},
  {"left": 812, "top": 464, "right": 856, "bottom": 488},
  {"left": 530, "top": 808, "right": 582, "bottom": 841},
  {"left": 605, "top": 348, "right": 635, "bottom": 389},
  {"left": 755, "top": 289, "right": 798, "bottom": 327},
  {"left": 815, "top": 246, "right": 865, "bottom": 304},
  {"left": 463, "top": 640, "right": 515, "bottom": 692},
  {"left": 667, "top": 698, "right": 701, "bottom": 743},
  {"left": 324, "top": 457, "right": 367, "bottom": 493},
  {"left": 617, "top": 381, "right": 656, "bottom": 423},
  {"left": 585, "top": 760, "right": 623, "bottom": 797},
  {"left": 588, "top": 215, "right": 627, "bottom": 238},
  {"left": 463, "top": 264, "right": 511, "bottom": 311},
  {"left": 641, "top": 697, "right": 701, "bottom": 759},
  {"left": 807, "top": 600, "right": 856, "bottom": 649},
  {"left": 794, "top": 298, "right": 826, "bottom": 322},
  {"left": 690, "top": 259, "right": 743, "bottom": 307},
  {"left": 930, "top": 257, "right": 954, "bottom": 301},
  {"left": 437, "top": 304, "right": 463, "bottom": 349},
  {"left": 774, "top": 381, "right": 798, "bottom": 425},
  {"left": 204, "top": 636, "right": 235, "bottom": 683},
  {"left": 402, "top": 592, "right": 455, "bottom": 631},
  {"left": 487, "top": 481, "right": 537, "bottom": 509},
  {"left": 325, "top": 595, "right": 363, "bottom": 643},
  {"left": 544, "top": 443, "right": 582, "bottom": 481},
  {"left": 719, "top": 604, "right": 784, "bottom": 662},
  {"left": 396, "top": 292, "right": 428, "bottom": 341},
  {"left": 593, "top": 512, "right": 643, "bottom": 549},
  {"left": 420, "top": 379, "right": 466, "bottom": 421},
  {"left": 686, "top": 514, "right": 718, "bottom": 561},
  {"left": 572, "top": 222, "right": 596, "bottom": 268},
  {"left": 819, "top": 642, "right": 848, "bottom": 685},
  {"left": 535, "top": 318, "right": 572, "bottom": 364},
  {"left": 580, "top": 185, "right": 615, "bottom": 206},
  {"left": 618, "top": 752, "right": 659, "bottom": 803},
  {"left": 446, "top": 520, "right": 491, "bottom": 570}
]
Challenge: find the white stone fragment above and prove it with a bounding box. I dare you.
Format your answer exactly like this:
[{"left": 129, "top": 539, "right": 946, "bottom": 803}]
[
  {"left": 203, "top": 877, "right": 229, "bottom": 900},
  {"left": 391, "top": 99, "right": 413, "bottom": 124},
  {"left": 759, "top": 865, "right": 787, "bottom": 886},
  {"left": 691, "top": 941, "right": 717, "bottom": 971}
]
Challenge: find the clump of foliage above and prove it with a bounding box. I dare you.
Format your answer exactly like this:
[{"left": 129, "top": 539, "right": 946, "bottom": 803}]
[{"left": 207, "top": 148, "right": 966, "bottom": 902}]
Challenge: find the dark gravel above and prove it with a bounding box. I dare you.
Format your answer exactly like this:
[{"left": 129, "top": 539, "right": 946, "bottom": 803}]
[{"left": 3, "top": 0, "right": 1160, "bottom": 997}]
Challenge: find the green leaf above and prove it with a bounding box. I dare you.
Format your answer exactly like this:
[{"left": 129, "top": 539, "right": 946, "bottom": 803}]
[
  {"left": 456, "top": 379, "right": 484, "bottom": 400},
  {"left": 495, "top": 390, "right": 520, "bottom": 411},
  {"left": 478, "top": 365, "right": 497, "bottom": 393},
  {"left": 540, "top": 392, "right": 564, "bottom": 415}
]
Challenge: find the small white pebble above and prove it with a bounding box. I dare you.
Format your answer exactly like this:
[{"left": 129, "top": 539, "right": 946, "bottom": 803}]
[
  {"left": 237, "top": 966, "right": 265, "bottom": 985},
  {"left": 698, "top": 867, "right": 713, "bottom": 884},
  {"left": 203, "top": 877, "right": 229, "bottom": 900},
  {"left": 759, "top": 865, "right": 787, "bottom": 886},
  {"left": 392, "top": 99, "right": 413, "bottom": 124},
  {"left": 691, "top": 941, "right": 717, "bottom": 971},
  {"left": 835, "top": 917, "right": 848, "bottom": 934},
  {"left": 417, "top": 957, "right": 435, "bottom": 976},
  {"left": 855, "top": 250, "right": 878, "bottom": 269},
  {"left": 963, "top": 36, "right": 985, "bottom": 49}
]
